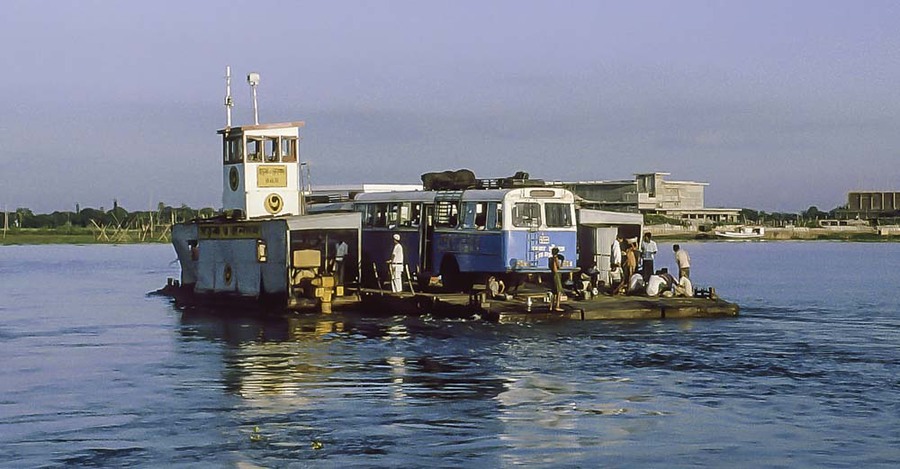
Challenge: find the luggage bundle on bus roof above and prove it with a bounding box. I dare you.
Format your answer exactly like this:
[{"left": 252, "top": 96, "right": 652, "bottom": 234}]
[{"left": 421, "top": 169, "right": 545, "bottom": 191}]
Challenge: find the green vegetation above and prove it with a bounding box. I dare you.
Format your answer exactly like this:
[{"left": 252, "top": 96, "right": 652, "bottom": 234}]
[
  {"left": 2, "top": 227, "right": 101, "bottom": 245},
  {"left": 1, "top": 202, "right": 217, "bottom": 245}
]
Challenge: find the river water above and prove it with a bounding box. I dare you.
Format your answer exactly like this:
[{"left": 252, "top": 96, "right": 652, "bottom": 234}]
[{"left": 1, "top": 242, "right": 898, "bottom": 468}]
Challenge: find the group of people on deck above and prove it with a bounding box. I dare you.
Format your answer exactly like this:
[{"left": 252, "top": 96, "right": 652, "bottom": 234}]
[
  {"left": 381, "top": 231, "right": 694, "bottom": 299},
  {"left": 608, "top": 232, "right": 694, "bottom": 297}
]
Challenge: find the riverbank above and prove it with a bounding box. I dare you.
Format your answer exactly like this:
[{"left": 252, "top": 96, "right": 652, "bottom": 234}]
[{"left": 1, "top": 228, "right": 168, "bottom": 245}]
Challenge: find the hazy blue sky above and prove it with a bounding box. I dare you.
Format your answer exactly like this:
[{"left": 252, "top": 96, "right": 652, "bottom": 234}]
[{"left": 2, "top": 0, "right": 898, "bottom": 213}]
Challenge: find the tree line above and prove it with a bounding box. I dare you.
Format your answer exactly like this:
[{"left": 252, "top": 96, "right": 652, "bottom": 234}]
[
  {"left": 4, "top": 202, "right": 217, "bottom": 229},
  {"left": 740, "top": 206, "right": 834, "bottom": 226},
  {"left": 1, "top": 202, "right": 864, "bottom": 230}
]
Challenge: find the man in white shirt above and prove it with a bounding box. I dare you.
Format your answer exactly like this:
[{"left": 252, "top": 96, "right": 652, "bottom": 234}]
[
  {"left": 334, "top": 240, "right": 349, "bottom": 285},
  {"left": 645, "top": 273, "right": 667, "bottom": 296},
  {"left": 609, "top": 234, "right": 623, "bottom": 288},
  {"left": 627, "top": 272, "right": 645, "bottom": 295},
  {"left": 388, "top": 234, "right": 404, "bottom": 293},
  {"left": 640, "top": 232, "right": 658, "bottom": 282},
  {"left": 674, "top": 275, "right": 694, "bottom": 297},
  {"left": 673, "top": 244, "right": 691, "bottom": 279}
]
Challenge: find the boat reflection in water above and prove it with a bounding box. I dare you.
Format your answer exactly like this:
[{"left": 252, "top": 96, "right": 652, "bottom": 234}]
[{"left": 177, "top": 308, "right": 508, "bottom": 407}]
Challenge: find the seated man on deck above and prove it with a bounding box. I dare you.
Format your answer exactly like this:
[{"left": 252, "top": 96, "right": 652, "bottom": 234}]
[
  {"left": 674, "top": 275, "right": 694, "bottom": 297},
  {"left": 658, "top": 268, "right": 677, "bottom": 289},
  {"left": 645, "top": 272, "right": 669, "bottom": 296},
  {"left": 626, "top": 272, "right": 645, "bottom": 295}
]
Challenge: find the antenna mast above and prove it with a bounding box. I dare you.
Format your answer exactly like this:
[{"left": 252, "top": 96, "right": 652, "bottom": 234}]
[{"left": 224, "top": 66, "right": 234, "bottom": 128}]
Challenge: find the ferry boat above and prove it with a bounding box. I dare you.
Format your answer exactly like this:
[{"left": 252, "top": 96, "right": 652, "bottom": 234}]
[{"left": 160, "top": 68, "right": 738, "bottom": 321}]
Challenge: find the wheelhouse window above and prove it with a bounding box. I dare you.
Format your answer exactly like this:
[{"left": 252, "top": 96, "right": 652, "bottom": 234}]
[
  {"left": 247, "top": 138, "right": 263, "bottom": 162},
  {"left": 512, "top": 202, "right": 541, "bottom": 228},
  {"left": 264, "top": 137, "right": 279, "bottom": 162},
  {"left": 545, "top": 203, "right": 573, "bottom": 227},
  {"left": 223, "top": 137, "right": 243, "bottom": 164},
  {"left": 281, "top": 137, "right": 298, "bottom": 162}
]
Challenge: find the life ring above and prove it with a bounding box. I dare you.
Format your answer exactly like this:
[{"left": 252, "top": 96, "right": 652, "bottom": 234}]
[
  {"left": 229, "top": 167, "right": 240, "bottom": 191},
  {"left": 264, "top": 193, "right": 283, "bottom": 214}
]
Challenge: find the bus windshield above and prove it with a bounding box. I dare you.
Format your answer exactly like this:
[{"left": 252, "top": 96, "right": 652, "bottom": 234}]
[
  {"left": 512, "top": 202, "right": 541, "bottom": 228},
  {"left": 545, "top": 203, "right": 573, "bottom": 227}
]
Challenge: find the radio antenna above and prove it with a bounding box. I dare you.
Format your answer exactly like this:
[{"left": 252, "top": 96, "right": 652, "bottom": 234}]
[{"left": 224, "top": 66, "right": 234, "bottom": 128}]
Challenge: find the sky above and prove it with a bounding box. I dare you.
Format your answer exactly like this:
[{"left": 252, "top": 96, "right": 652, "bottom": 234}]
[{"left": 1, "top": 0, "right": 899, "bottom": 214}]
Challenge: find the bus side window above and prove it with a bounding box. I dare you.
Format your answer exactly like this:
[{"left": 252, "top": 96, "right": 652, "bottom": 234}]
[
  {"left": 360, "top": 204, "right": 374, "bottom": 227},
  {"left": 410, "top": 203, "right": 422, "bottom": 226},
  {"left": 387, "top": 203, "right": 401, "bottom": 227},
  {"left": 545, "top": 202, "right": 573, "bottom": 227},
  {"left": 399, "top": 203, "right": 412, "bottom": 226},
  {"left": 486, "top": 202, "right": 502, "bottom": 230},
  {"left": 375, "top": 203, "right": 388, "bottom": 227},
  {"left": 474, "top": 202, "right": 487, "bottom": 230},
  {"left": 448, "top": 203, "right": 459, "bottom": 227},
  {"left": 435, "top": 201, "right": 459, "bottom": 228},
  {"left": 460, "top": 202, "right": 489, "bottom": 230},
  {"left": 461, "top": 202, "right": 477, "bottom": 229}
]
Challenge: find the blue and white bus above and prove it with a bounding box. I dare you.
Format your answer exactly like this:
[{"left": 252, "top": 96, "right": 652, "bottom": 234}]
[{"left": 353, "top": 186, "right": 578, "bottom": 290}]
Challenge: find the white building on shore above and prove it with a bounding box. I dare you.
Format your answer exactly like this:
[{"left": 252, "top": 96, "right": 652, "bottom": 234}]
[{"left": 550, "top": 172, "right": 741, "bottom": 227}]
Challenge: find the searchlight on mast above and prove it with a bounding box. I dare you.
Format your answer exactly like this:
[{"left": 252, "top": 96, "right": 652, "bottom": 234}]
[{"left": 247, "top": 72, "right": 261, "bottom": 125}]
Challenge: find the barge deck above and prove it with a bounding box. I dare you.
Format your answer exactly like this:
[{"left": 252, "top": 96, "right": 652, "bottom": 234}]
[
  {"left": 352, "top": 288, "right": 738, "bottom": 322},
  {"left": 159, "top": 283, "right": 738, "bottom": 323}
]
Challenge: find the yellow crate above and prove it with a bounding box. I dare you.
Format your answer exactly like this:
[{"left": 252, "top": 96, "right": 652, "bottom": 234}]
[{"left": 292, "top": 250, "right": 321, "bottom": 269}]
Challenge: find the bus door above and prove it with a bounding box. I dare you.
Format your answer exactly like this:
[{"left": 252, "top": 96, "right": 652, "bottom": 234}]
[{"left": 419, "top": 204, "right": 435, "bottom": 273}]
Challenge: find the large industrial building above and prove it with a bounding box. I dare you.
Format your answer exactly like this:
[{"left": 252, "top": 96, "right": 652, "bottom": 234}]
[
  {"left": 551, "top": 172, "right": 742, "bottom": 227},
  {"left": 838, "top": 191, "right": 900, "bottom": 220}
]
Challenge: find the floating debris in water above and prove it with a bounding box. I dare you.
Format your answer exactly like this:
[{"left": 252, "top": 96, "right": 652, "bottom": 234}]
[
  {"left": 586, "top": 408, "right": 628, "bottom": 415},
  {"left": 250, "top": 426, "right": 265, "bottom": 442},
  {"left": 311, "top": 440, "right": 324, "bottom": 450}
]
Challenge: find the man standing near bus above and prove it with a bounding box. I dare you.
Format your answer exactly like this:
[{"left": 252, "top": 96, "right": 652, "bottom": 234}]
[
  {"left": 640, "top": 232, "right": 658, "bottom": 282},
  {"left": 549, "top": 247, "right": 564, "bottom": 311},
  {"left": 388, "top": 233, "right": 404, "bottom": 293}
]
